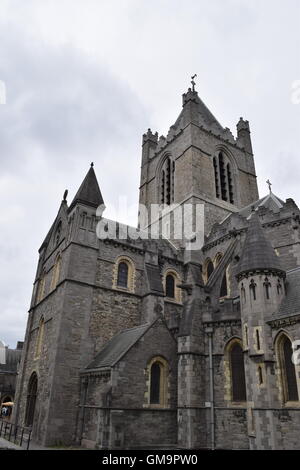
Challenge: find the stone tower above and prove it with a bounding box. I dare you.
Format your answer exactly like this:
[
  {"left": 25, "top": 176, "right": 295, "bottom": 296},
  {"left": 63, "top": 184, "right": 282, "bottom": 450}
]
[
  {"left": 13, "top": 165, "right": 104, "bottom": 445},
  {"left": 139, "top": 86, "right": 259, "bottom": 237},
  {"left": 236, "top": 211, "right": 286, "bottom": 449}
]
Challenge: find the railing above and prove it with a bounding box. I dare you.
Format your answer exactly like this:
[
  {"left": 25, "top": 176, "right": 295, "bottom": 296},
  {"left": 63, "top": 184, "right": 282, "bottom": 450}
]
[{"left": 0, "top": 418, "right": 32, "bottom": 450}]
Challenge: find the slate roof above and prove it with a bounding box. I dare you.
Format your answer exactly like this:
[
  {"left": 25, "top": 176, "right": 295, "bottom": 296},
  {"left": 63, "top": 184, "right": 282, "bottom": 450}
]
[
  {"left": 238, "top": 191, "right": 284, "bottom": 219},
  {"left": 69, "top": 165, "right": 104, "bottom": 212},
  {"left": 85, "top": 323, "right": 152, "bottom": 370},
  {"left": 237, "top": 211, "right": 284, "bottom": 276},
  {"left": 277, "top": 268, "right": 300, "bottom": 318}
]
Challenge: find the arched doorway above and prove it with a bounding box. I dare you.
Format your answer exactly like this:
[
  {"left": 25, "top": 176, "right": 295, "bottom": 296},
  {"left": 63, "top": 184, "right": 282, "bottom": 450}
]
[{"left": 25, "top": 373, "right": 38, "bottom": 426}]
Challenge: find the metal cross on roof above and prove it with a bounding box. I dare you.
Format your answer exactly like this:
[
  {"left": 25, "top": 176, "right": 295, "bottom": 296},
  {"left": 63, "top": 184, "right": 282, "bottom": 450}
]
[{"left": 266, "top": 179, "right": 272, "bottom": 192}]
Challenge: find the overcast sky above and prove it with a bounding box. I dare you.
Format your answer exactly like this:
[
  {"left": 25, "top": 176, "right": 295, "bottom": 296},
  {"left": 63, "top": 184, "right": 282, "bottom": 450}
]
[{"left": 0, "top": 0, "right": 300, "bottom": 348}]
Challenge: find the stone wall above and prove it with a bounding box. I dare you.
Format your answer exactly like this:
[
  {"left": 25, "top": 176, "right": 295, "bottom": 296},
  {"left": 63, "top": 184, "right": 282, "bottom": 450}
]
[{"left": 80, "top": 318, "right": 178, "bottom": 449}]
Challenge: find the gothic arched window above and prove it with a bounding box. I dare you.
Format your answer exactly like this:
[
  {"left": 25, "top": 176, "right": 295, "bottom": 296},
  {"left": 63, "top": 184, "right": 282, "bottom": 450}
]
[
  {"left": 277, "top": 334, "right": 299, "bottom": 402},
  {"left": 213, "top": 151, "right": 234, "bottom": 204},
  {"left": 230, "top": 342, "right": 247, "bottom": 402},
  {"left": 277, "top": 280, "right": 283, "bottom": 296},
  {"left": 25, "top": 373, "right": 38, "bottom": 427},
  {"left": 220, "top": 272, "right": 228, "bottom": 298},
  {"left": 205, "top": 260, "right": 214, "bottom": 283},
  {"left": 117, "top": 262, "right": 129, "bottom": 288},
  {"left": 160, "top": 157, "right": 175, "bottom": 205},
  {"left": 214, "top": 253, "right": 223, "bottom": 267}
]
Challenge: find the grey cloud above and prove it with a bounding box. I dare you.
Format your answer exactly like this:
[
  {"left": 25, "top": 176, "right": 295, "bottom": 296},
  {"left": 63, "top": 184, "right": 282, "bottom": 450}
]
[{"left": 0, "top": 23, "right": 148, "bottom": 347}]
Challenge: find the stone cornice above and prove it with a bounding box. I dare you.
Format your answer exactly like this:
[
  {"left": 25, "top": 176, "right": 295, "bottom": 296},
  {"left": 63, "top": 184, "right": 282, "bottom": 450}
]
[
  {"left": 203, "top": 228, "right": 245, "bottom": 252},
  {"left": 267, "top": 314, "right": 300, "bottom": 329},
  {"left": 203, "top": 319, "right": 242, "bottom": 328},
  {"left": 236, "top": 268, "right": 286, "bottom": 282},
  {"left": 203, "top": 216, "right": 294, "bottom": 253}
]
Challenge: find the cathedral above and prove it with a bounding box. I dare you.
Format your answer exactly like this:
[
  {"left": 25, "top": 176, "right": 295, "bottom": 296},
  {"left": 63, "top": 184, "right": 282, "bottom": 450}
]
[{"left": 12, "top": 84, "right": 300, "bottom": 450}]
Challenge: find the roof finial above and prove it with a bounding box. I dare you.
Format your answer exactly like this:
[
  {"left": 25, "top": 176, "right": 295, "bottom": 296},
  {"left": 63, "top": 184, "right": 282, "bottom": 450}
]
[
  {"left": 191, "top": 74, "right": 197, "bottom": 92},
  {"left": 266, "top": 179, "right": 272, "bottom": 193},
  {"left": 63, "top": 189, "right": 68, "bottom": 202},
  {"left": 91, "top": 162, "right": 94, "bottom": 168}
]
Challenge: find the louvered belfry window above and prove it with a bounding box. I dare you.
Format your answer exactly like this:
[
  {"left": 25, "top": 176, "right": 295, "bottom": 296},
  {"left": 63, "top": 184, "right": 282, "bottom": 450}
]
[
  {"left": 213, "top": 152, "right": 234, "bottom": 204},
  {"left": 160, "top": 157, "right": 175, "bottom": 205},
  {"left": 230, "top": 343, "right": 247, "bottom": 401}
]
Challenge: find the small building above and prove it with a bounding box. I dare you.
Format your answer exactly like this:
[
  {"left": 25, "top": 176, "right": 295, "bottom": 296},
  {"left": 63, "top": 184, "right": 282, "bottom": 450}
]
[{"left": 0, "top": 341, "right": 23, "bottom": 412}]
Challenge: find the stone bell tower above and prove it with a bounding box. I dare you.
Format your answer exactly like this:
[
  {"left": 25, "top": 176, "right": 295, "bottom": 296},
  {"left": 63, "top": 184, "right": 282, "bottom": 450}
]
[{"left": 138, "top": 80, "right": 259, "bottom": 238}]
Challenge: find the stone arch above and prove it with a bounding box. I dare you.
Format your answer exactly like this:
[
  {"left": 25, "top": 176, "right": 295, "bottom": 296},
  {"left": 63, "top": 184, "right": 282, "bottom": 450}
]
[
  {"left": 213, "top": 145, "right": 238, "bottom": 205},
  {"left": 214, "top": 252, "right": 223, "bottom": 267},
  {"left": 224, "top": 337, "right": 247, "bottom": 403},
  {"left": 274, "top": 331, "right": 299, "bottom": 403},
  {"left": 145, "top": 356, "right": 169, "bottom": 408},
  {"left": 156, "top": 152, "right": 175, "bottom": 206},
  {"left": 203, "top": 258, "right": 214, "bottom": 283},
  {"left": 1, "top": 395, "right": 12, "bottom": 405},
  {"left": 163, "top": 269, "right": 182, "bottom": 303},
  {"left": 112, "top": 255, "right": 136, "bottom": 293}
]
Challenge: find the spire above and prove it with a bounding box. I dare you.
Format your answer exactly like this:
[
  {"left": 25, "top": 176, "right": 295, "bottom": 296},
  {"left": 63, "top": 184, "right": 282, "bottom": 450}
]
[
  {"left": 69, "top": 164, "right": 104, "bottom": 212},
  {"left": 237, "top": 211, "right": 284, "bottom": 278}
]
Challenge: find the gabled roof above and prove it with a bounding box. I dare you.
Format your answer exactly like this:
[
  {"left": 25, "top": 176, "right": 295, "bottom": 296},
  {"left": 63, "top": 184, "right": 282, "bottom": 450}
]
[
  {"left": 69, "top": 165, "right": 104, "bottom": 212},
  {"left": 237, "top": 211, "right": 284, "bottom": 276},
  {"left": 238, "top": 191, "right": 284, "bottom": 219},
  {"left": 85, "top": 323, "right": 153, "bottom": 371}
]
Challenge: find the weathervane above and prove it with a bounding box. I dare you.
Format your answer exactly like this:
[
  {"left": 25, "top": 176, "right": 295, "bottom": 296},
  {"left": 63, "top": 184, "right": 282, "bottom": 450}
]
[
  {"left": 191, "top": 74, "right": 197, "bottom": 92},
  {"left": 266, "top": 179, "right": 272, "bottom": 193}
]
